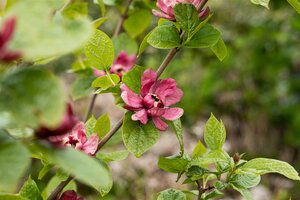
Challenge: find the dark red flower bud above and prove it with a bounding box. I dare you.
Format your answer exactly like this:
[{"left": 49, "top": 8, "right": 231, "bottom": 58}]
[
  {"left": 36, "top": 104, "right": 78, "bottom": 138},
  {"left": 0, "top": 16, "right": 22, "bottom": 63},
  {"left": 57, "top": 190, "right": 83, "bottom": 200}
]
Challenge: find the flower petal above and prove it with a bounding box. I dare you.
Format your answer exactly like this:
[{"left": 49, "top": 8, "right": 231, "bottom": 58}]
[
  {"left": 141, "top": 69, "right": 157, "bottom": 88},
  {"left": 120, "top": 84, "right": 143, "bottom": 109},
  {"left": 162, "top": 107, "right": 184, "bottom": 120},
  {"left": 132, "top": 109, "right": 148, "bottom": 124},
  {"left": 152, "top": 117, "right": 168, "bottom": 131},
  {"left": 93, "top": 69, "right": 106, "bottom": 77},
  {"left": 72, "top": 122, "right": 87, "bottom": 144},
  {"left": 82, "top": 134, "right": 99, "bottom": 155},
  {"left": 164, "top": 88, "right": 184, "bottom": 106},
  {"left": 147, "top": 107, "right": 165, "bottom": 117},
  {"left": 152, "top": 9, "right": 174, "bottom": 20}
]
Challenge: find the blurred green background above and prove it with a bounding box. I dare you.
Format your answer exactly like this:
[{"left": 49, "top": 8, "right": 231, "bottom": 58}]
[{"left": 44, "top": 0, "right": 300, "bottom": 199}]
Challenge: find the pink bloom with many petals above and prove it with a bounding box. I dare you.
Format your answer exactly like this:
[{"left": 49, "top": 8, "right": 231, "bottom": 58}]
[
  {"left": 49, "top": 122, "right": 99, "bottom": 156},
  {"left": 0, "top": 17, "right": 22, "bottom": 63},
  {"left": 57, "top": 190, "right": 83, "bottom": 200},
  {"left": 121, "top": 69, "right": 184, "bottom": 131},
  {"left": 152, "top": 0, "right": 209, "bottom": 21},
  {"left": 93, "top": 51, "right": 136, "bottom": 77},
  {"left": 36, "top": 104, "right": 79, "bottom": 138}
]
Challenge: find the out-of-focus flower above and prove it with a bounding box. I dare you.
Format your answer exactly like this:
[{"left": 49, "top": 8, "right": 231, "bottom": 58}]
[
  {"left": 57, "top": 190, "right": 83, "bottom": 200},
  {"left": 93, "top": 51, "right": 136, "bottom": 77},
  {"left": 36, "top": 104, "right": 78, "bottom": 138},
  {"left": 121, "top": 69, "right": 184, "bottom": 131},
  {"left": 0, "top": 17, "right": 22, "bottom": 63},
  {"left": 152, "top": 0, "right": 209, "bottom": 21},
  {"left": 49, "top": 122, "right": 99, "bottom": 155}
]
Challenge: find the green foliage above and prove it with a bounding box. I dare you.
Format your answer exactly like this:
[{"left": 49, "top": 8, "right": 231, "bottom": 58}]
[
  {"left": 123, "top": 9, "right": 152, "bottom": 38},
  {"left": 29, "top": 143, "right": 113, "bottom": 196},
  {"left": 230, "top": 172, "right": 261, "bottom": 189},
  {"left": 122, "top": 112, "right": 160, "bottom": 157},
  {"left": 19, "top": 177, "right": 42, "bottom": 200},
  {"left": 8, "top": 0, "right": 92, "bottom": 61},
  {"left": 250, "top": 0, "right": 270, "bottom": 8},
  {"left": 185, "top": 24, "right": 220, "bottom": 48},
  {"left": 204, "top": 113, "right": 226, "bottom": 150},
  {"left": 84, "top": 29, "right": 114, "bottom": 70},
  {"left": 85, "top": 115, "right": 97, "bottom": 137},
  {"left": 0, "top": 194, "right": 26, "bottom": 200},
  {"left": 122, "top": 65, "right": 146, "bottom": 93},
  {"left": 158, "top": 155, "right": 189, "bottom": 173},
  {"left": 71, "top": 76, "right": 95, "bottom": 101},
  {"left": 211, "top": 37, "right": 227, "bottom": 61},
  {"left": 168, "top": 119, "right": 185, "bottom": 154},
  {"left": 113, "top": 33, "right": 138, "bottom": 55},
  {"left": 192, "top": 141, "right": 207, "bottom": 158},
  {"left": 96, "top": 150, "right": 129, "bottom": 162},
  {"left": 147, "top": 25, "right": 181, "bottom": 49},
  {"left": 241, "top": 158, "right": 300, "bottom": 180},
  {"left": 0, "top": 131, "right": 30, "bottom": 192},
  {"left": 157, "top": 188, "right": 186, "bottom": 200},
  {"left": 92, "top": 74, "right": 120, "bottom": 88},
  {"left": 174, "top": 4, "right": 199, "bottom": 34},
  {"left": 287, "top": 0, "right": 300, "bottom": 14},
  {"left": 0, "top": 68, "right": 65, "bottom": 129},
  {"left": 95, "top": 113, "right": 111, "bottom": 139}
]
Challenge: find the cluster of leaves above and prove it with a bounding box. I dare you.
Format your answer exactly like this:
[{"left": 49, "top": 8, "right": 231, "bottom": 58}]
[
  {"left": 0, "top": 0, "right": 299, "bottom": 200},
  {"left": 157, "top": 114, "right": 300, "bottom": 200}
]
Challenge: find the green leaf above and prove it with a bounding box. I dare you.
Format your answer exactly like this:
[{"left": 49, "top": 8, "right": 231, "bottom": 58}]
[
  {"left": 184, "top": 166, "right": 210, "bottom": 183},
  {"left": 230, "top": 172, "right": 261, "bottom": 189},
  {"left": 29, "top": 143, "right": 113, "bottom": 196},
  {"left": 71, "top": 76, "right": 95, "bottom": 101},
  {"left": 94, "top": 0, "right": 106, "bottom": 16},
  {"left": 147, "top": 25, "right": 181, "bottom": 49},
  {"left": 287, "top": 0, "right": 300, "bottom": 14},
  {"left": 84, "top": 29, "right": 114, "bottom": 70},
  {"left": 203, "top": 189, "right": 223, "bottom": 200},
  {"left": 250, "top": 0, "right": 270, "bottom": 8},
  {"left": 8, "top": 0, "right": 92, "bottom": 60},
  {"left": 92, "top": 74, "right": 120, "bottom": 89},
  {"left": 122, "top": 112, "right": 160, "bottom": 157},
  {"left": 38, "top": 163, "right": 53, "bottom": 180},
  {"left": 95, "top": 113, "right": 110, "bottom": 139},
  {"left": 96, "top": 150, "right": 129, "bottom": 162},
  {"left": 192, "top": 140, "right": 207, "bottom": 158},
  {"left": 203, "top": 113, "right": 226, "bottom": 150},
  {"left": 191, "top": 149, "right": 231, "bottom": 166},
  {"left": 157, "top": 188, "right": 186, "bottom": 200},
  {"left": 85, "top": 115, "right": 97, "bottom": 138},
  {"left": 123, "top": 9, "right": 152, "bottom": 38},
  {"left": 63, "top": 1, "right": 88, "bottom": 18},
  {"left": 19, "top": 176, "right": 42, "bottom": 200},
  {"left": 211, "top": 37, "right": 227, "bottom": 61},
  {"left": 0, "top": 68, "right": 65, "bottom": 129},
  {"left": 231, "top": 184, "right": 253, "bottom": 200},
  {"left": 113, "top": 33, "right": 138, "bottom": 55},
  {"left": 0, "top": 131, "right": 30, "bottom": 192},
  {"left": 122, "top": 65, "right": 146, "bottom": 93},
  {"left": 173, "top": 3, "right": 199, "bottom": 33},
  {"left": 92, "top": 17, "right": 107, "bottom": 29},
  {"left": 41, "top": 173, "right": 77, "bottom": 199},
  {"left": 158, "top": 155, "right": 189, "bottom": 173},
  {"left": 185, "top": 24, "right": 220, "bottom": 48},
  {"left": 138, "top": 31, "right": 152, "bottom": 56},
  {"left": 241, "top": 158, "right": 300, "bottom": 180},
  {"left": 0, "top": 194, "right": 26, "bottom": 200},
  {"left": 169, "top": 119, "right": 184, "bottom": 154}
]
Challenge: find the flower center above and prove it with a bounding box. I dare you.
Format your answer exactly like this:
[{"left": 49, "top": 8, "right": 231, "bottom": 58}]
[
  {"left": 151, "top": 94, "right": 163, "bottom": 108},
  {"left": 66, "top": 136, "right": 80, "bottom": 147}
]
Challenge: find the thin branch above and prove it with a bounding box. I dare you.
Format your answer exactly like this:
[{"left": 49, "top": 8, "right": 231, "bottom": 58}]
[
  {"left": 113, "top": 0, "right": 132, "bottom": 38},
  {"left": 47, "top": 176, "right": 73, "bottom": 200},
  {"left": 196, "top": 180, "right": 203, "bottom": 200},
  {"left": 83, "top": 0, "right": 133, "bottom": 122}
]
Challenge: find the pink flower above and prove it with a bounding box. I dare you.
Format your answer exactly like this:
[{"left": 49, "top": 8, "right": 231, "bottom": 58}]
[
  {"left": 93, "top": 51, "right": 136, "bottom": 77},
  {"left": 57, "top": 190, "right": 83, "bottom": 200},
  {"left": 152, "top": 0, "right": 209, "bottom": 21},
  {"left": 49, "top": 122, "right": 99, "bottom": 156},
  {"left": 121, "top": 69, "right": 184, "bottom": 131},
  {"left": 0, "top": 17, "right": 22, "bottom": 63},
  {"left": 36, "top": 104, "right": 78, "bottom": 138}
]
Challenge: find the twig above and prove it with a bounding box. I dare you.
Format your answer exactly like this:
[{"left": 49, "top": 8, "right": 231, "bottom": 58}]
[
  {"left": 47, "top": 176, "right": 73, "bottom": 200},
  {"left": 196, "top": 180, "right": 203, "bottom": 200},
  {"left": 84, "top": 94, "right": 98, "bottom": 122},
  {"left": 113, "top": 0, "right": 132, "bottom": 38}
]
